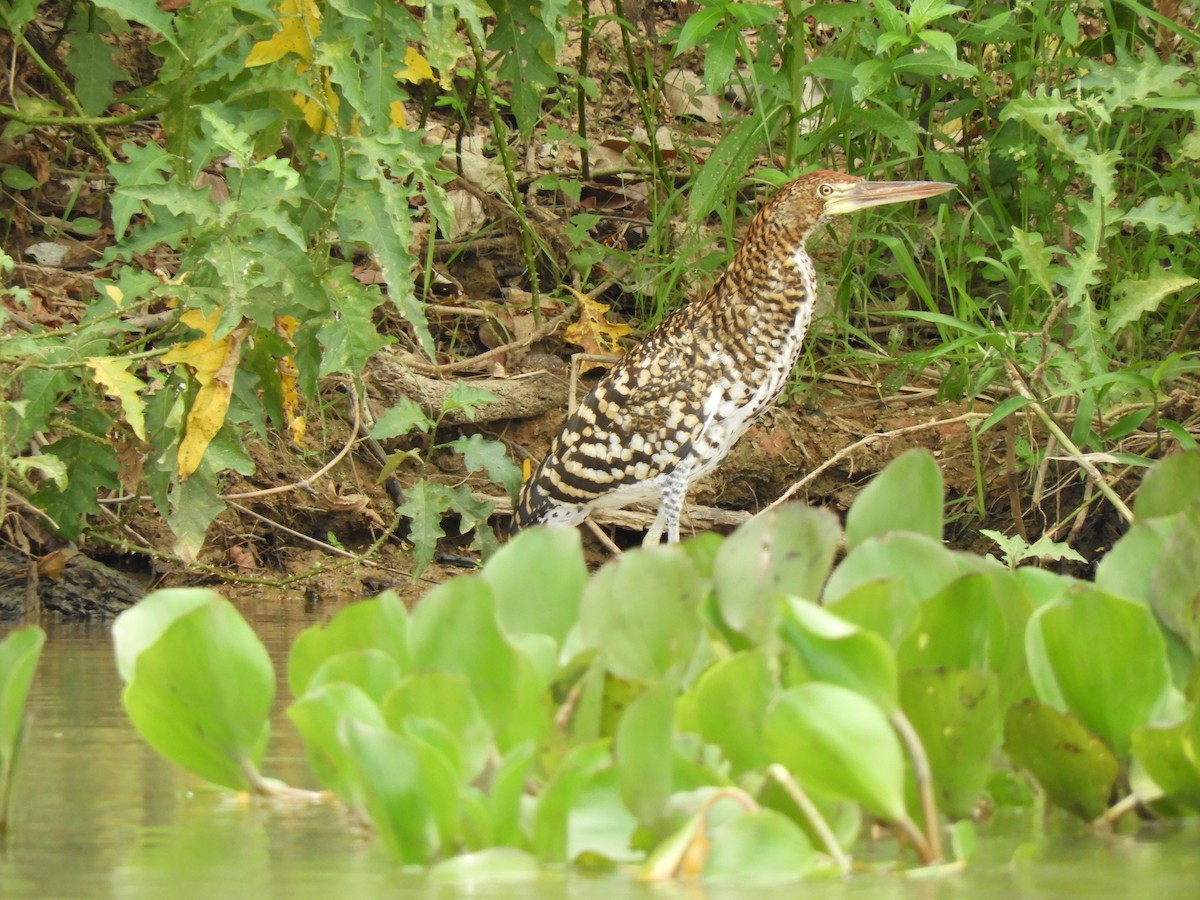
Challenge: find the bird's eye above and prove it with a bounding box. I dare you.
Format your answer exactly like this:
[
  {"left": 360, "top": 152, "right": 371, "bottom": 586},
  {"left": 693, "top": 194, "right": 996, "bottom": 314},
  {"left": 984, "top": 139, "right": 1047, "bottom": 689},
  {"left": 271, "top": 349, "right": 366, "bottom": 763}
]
[{"left": 818, "top": 183, "right": 835, "bottom": 197}]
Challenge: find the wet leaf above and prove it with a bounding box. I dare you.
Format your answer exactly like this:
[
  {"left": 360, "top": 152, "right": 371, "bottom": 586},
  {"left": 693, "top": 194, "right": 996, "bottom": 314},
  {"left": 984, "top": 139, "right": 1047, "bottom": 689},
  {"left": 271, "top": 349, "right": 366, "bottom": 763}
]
[
  {"left": 1027, "top": 586, "right": 1170, "bottom": 757},
  {"left": 713, "top": 505, "right": 840, "bottom": 641},
  {"left": 1003, "top": 699, "right": 1119, "bottom": 820},
  {"left": 781, "top": 599, "right": 898, "bottom": 711},
  {"left": 845, "top": 449, "right": 944, "bottom": 550},
  {"left": 288, "top": 592, "right": 409, "bottom": 697},
  {"left": 115, "top": 589, "right": 273, "bottom": 791},
  {"left": 578, "top": 546, "right": 704, "bottom": 681},
  {"left": 900, "top": 668, "right": 1000, "bottom": 819},
  {"left": 764, "top": 683, "right": 907, "bottom": 822}
]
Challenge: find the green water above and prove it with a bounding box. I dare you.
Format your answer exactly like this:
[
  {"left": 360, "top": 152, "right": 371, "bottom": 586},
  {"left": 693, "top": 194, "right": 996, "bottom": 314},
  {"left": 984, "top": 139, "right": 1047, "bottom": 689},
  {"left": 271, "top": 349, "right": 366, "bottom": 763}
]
[{"left": 2, "top": 615, "right": 1197, "bottom": 898}]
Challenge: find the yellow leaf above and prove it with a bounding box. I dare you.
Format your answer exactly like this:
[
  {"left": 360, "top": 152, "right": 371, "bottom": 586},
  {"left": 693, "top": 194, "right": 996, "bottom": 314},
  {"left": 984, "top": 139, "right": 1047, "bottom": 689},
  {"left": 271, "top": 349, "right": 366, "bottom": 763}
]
[
  {"left": 163, "top": 310, "right": 246, "bottom": 478},
  {"left": 245, "top": 0, "right": 321, "bottom": 67},
  {"left": 389, "top": 100, "right": 407, "bottom": 129},
  {"left": 274, "top": 316, "right": 306, "bottom": 445},
  {"left": 562, "top": 286, "right": 632, "bottom": 372},
  {"left": 395, "top": 46, "right": 436, "bottom": 84},
  {"left": 104, "top": 284, "right": 124, "bottom": 306},
  {"left": 86, "top": 356, "right": 148, "bottom": 441}
]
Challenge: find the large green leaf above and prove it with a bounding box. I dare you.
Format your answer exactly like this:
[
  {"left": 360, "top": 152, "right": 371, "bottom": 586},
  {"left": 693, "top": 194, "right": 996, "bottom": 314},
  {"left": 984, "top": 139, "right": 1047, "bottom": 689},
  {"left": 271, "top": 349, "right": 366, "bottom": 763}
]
[
  {"left": 490, "top": 741, "right": 537, "bottom": 848},
  {"left": 1133, "top": 451, "right": 1200, "bottom": 520},
  {"left": 764, "top": 683, "right": 907, "bottom": 822},
  {"left": 824, "top": 578, "right": 919, "bottom": 649},
  {"left": 900, "top": 668, "right": 1000, "bottom": 820},
  {"left": 898, "top": 573, "right": 999, "bottom": 672},
  {"left": 781, "top": 599, "right": 898, "bottom": 712},
  {"left": 845, "top": 449, "right": 944, "bottom": 550},
  {"left": 287, "top": 592, "right": 409, "bottom": 697},
  {"left": 824, "top": 532, "right": 964, "bottom": 605},
  {"left": 307, "top": 649, "right": 402, "bottom": 704},
  {"left": 1149, "top": 504, "right": 1200, "bottom": 654},
  {"left": 713, "top": 505, "right": 840, "bottom": 641},
  {"left": 408, "top": 576, "right": 548, "bottom": 751},
  {"left": 1026, "top": 586, "right": 1171, "bottom": 758},
  {"left": 114, "top": 590, "right": 274, "bottom": 791},
  {"left": 531, "top": 740, "right": 612, "bottom": 862},
  {"left": 1003, "top": 699, "right": 1120, "bottom": 820},
  {"left": 690, "top": 651, "right": 775, "bottom": 774},
  {"left": 481, "top": 526, "right": 586, "bottom": 646},
  {"left": 1132, "top": 713, "right": 1200, "bottom": 811},
  {"left": 577, "top": 546, "right": 704, "bottom": 681},
  {"left": 616, "top": 675, "right": 678, "bottom": 828},
  {"left": 0, "top": 626, "right": 45, "bottom": 829}
]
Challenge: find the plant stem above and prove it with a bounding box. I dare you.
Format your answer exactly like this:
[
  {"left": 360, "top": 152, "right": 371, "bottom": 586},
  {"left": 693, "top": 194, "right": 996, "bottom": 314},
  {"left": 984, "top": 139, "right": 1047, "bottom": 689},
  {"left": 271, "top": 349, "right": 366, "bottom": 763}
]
[
  {"left": 890, "top": 710, "right": 943, "bottom": 864},
  {"left": 767, "top": 764, "right": 852, "bottom": 876}
]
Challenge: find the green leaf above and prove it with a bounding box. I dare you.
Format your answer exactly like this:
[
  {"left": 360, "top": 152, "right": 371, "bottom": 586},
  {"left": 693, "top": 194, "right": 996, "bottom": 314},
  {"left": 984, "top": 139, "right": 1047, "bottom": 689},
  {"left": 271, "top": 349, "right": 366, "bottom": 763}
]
[
  {"left": 307, "top": 649, "right": 402, "bottom": 704},
  {"left": 764, "top": 683, "right": 907, "bottom": 822},
  {"left": 687, "top": 107, "right": 785, "bottom": 222},
  {"left": 1026, "top": 586, "right": 1171, "bottom": 757},
  {"left": 408, "top": 576, "right": 548, "bottom": 751},
  {"left": 824, "top": 578, "right": 919, "bottom": 649},
  {"left": 0, "top": 626, "right": 45, "bottom": 828},
  {"left": 691, "top": 651, "right": 775, "bottom": 774},
  {"left": 898, "top": 574, "right": 999, "bottom": 672},
  {"left": 702, "top": 809, "right": 816, "bottom": 884},
  {"left": 166, "top": 466, "right": 225, "bottom": 562},
  {"left": 384, "top": 672, "right": 492, "bottom": 783},
  {"left": 1132, "top": 713, "right": 1200, "bottom": 810},
  {"left": 338, "top": 720, "right": 435, "bottom": 862},
  {"left": 531, "top": 740, "right": 612, "bottom": 862},
  {"left": 1003, "top": 699, "right": 1120, "bottom": 820},
  {"left": 490, "top": 741, "right": 537, "bottom": 847},
  {"left": 1122, "top": 194, "right": 1200, "bottom": 235},
  {"left": 1108, "top": 273, "right": 1199, "bottom": 333},
  {"left": 1149, "top": 504, "right": 1200, "bottom": 654},
  {"left": 900, "top": 668, "right": 1000, "bottom": 820},
  {"left": 430, "top": 847, "right": 541, "bottom": 882},
  {"left": 1134, "top": 451, "right": 1200, "bottom": 520},
  {"left": 370, "top": 397, "right": 434, "bottom": 438},
  {"left": 713, "top": 505, "right": 840, "bottom": 641},
  {"left": 482, "top": 526, "right": 586, "bottom": 645},
  {"left": 578, "top": 546, "right": 704, "bottom": 681},
  {"left": 288, "top": 592, "right": 409, "bottom": 697},
  {"left": 114, "top": 589, "right": 274, "bottom": 791},
  {"left": 616, "top": 675, "right": 677, "bottom": 828},
  {"left": 287, "top": 682, "right": 386, "bottom": 808},
  {"left": 845, "top": 449, "right": 943, "bottom": 550},
  {"left": 444, "top": 434, "right": 522, "bottom": 497},
  {"left": 825, "top": 532, "right": 965, "bottom": 605},
  {"left": 781, "top": 599, "right": 898, "bottom": 711}
]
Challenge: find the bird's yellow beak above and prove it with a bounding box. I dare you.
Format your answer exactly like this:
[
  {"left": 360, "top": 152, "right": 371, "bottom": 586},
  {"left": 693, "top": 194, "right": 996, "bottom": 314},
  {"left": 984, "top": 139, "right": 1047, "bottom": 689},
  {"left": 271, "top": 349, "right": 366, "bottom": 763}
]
[{"left": 826, "top": 180, "right": 956, "bottom": 216}]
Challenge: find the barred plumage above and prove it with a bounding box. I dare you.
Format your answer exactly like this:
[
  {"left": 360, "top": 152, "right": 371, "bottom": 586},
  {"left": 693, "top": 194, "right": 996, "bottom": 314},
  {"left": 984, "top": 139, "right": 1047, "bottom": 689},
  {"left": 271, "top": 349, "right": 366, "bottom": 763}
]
[{"left": 512, "top": 171, "right": 954, "bottom": 545}]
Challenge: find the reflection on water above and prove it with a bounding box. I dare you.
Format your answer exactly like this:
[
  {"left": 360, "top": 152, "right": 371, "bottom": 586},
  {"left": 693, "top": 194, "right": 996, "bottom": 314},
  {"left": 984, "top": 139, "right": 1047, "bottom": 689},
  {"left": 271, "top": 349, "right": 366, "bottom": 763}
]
[{"left": 1, "top": 612, "right": 1198, "bottom": 899}]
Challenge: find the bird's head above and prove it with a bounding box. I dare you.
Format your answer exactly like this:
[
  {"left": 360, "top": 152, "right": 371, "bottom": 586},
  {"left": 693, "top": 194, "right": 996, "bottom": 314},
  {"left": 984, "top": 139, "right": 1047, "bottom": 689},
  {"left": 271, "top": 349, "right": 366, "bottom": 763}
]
[{"left": 754, "top": 170, "right": 955, "bottom": 244}]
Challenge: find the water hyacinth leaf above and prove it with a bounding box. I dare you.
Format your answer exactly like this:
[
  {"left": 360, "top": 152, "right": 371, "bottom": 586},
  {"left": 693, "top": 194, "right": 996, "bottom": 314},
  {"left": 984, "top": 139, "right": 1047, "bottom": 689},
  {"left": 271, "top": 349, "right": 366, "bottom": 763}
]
[
  {"left": 692, "top": 651, "right": 775, "bottom": 773},
  {"left": 1027, "top": 586, "right": 1170, "bottom": 757},
  {"left": 339, "top": 719, "right": 435, "bottom": 862},
  {"left": 781, "top": 598, "right": 898, "bottom": 711},
  {"left": 764, "top": 683, "right": 907, "bottom": 822},
  {"left": 713, "top": 505, "right": 840, "bottom": 641},
  {"left": 1149, "top": 505, "right": 1200, "bottom": 654},
  {"left": 824, "top": 577, "right": 919, "bottom": 649},
  {"left": 430, "top": 847, "right": 541, "bottom": 882},
  {"left": 409, "top": 576, "right": 548, "bottom": 751},
  {"left": 1003, "top": 699, "right": 1120, "bottom": 820},
  {"left": 0, "top": 626, "right": 45, "bottom": 828},
  {"left": 490, "top": 741, "right": 537, "bottom": 848},
  {"left": 288, "top": 591, "right": 409, "bottom": 697},
  {"left": 1132, "top": 717, "right": 1200, "bottom": 811},
  {"left": 402, "top": 723, "right": 463, "bottom": 850},
  {"left": 616, "top": 674, "right": 678, "bottom": 828},
  {"left": 899, "top": 668, "right": 1000, "bottom": 820},
  {"left": 112, "top": 587, "right": 211, "bottom": 682},
  {"left": 1095, "top": 518, "right": 1172, "bottom": 605},
  {"left": 578, "top": 546, "right": 704, "bottom": 682},
  {"left": 287, "top": 682, "right": 386, "bottom": 808},
  {"left": 532, "top": 739, "right": 611, "bottom": 862},
  {"left": 115, "top": 591, "right": 273, "bottom": 791},
  {"left": 307, "top": 649, "right": 402, "bottom": 704},
  {"left": 898, "top": 573, "right": 998, "bottom": 672},
  {"left": 384, "top": 672, "right": 492, "bottom": 783},
  {"left": 482, "top": 526, "right": 586, "bottom": 645},
  {"left": 565, "top": 766, "right": 640, "bottom": 863},
  {"left": 844, "top": 449, "right": 944, "bottom": 550},
  {"left": 702, "top": 808, "right": 816, "bottom": 885},
  {"left": 1133, "top": 451, "right": 1200, "bottom": 520},
  {"left": 824, "top": 532, "right": 963, "bottom": 605}
]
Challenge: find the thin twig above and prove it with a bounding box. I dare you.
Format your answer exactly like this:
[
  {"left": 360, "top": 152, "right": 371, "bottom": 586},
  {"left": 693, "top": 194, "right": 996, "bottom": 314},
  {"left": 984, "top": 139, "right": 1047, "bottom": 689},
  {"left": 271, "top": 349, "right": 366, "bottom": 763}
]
[{"left": 767, "top": 412, "right": 990, "bottom": 511}]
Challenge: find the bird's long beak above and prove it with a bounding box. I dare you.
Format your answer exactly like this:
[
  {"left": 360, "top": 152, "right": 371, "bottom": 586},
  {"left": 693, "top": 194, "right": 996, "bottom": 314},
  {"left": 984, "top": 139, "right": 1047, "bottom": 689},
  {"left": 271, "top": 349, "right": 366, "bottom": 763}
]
[{"left": 827, "top": 180, "right": 956, "bottom": 216}]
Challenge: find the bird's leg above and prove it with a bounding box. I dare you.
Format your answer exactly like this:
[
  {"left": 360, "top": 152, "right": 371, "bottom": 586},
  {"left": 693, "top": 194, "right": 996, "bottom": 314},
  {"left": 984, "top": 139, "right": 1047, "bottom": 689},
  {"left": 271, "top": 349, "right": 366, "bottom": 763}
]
[
  {"left": 642, "top": 513, "right": 666, "bottom": 546},
  {"left": 645, "top": 470, "right": 688, "bottom": 545}
]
